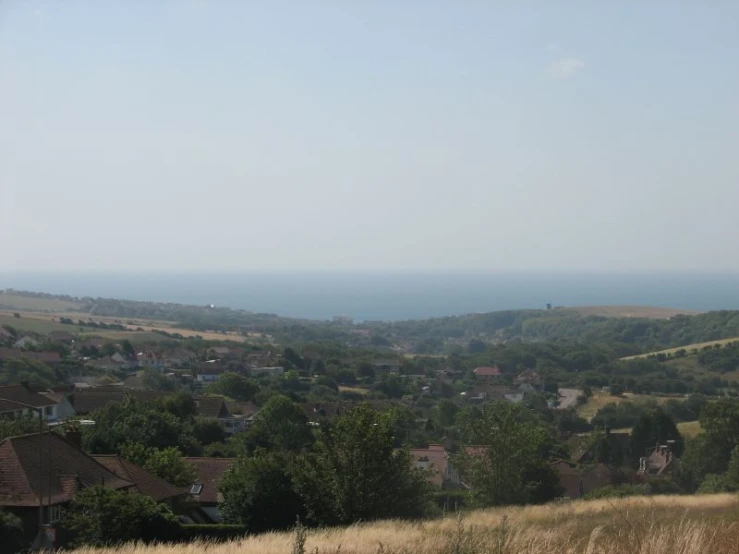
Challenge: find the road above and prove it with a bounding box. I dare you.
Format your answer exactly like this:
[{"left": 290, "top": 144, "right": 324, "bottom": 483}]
[{"left": 556, "top": 388, "right": 583, "bottom": 409}]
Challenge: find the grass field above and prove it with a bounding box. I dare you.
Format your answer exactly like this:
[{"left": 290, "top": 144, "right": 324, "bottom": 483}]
[
  {"left": 0, "top": 310, "right": 248, "bottom": 343},
  {"left": 622, "top": 337, "right": 739, "bottom": 360},
  {"left": 575, "top": 393, "right": 685, "bottom": 422},
  {"left": 338, "top": 386, "right": 370, "bottom": 396},
  {"left": 0, "top": 292, "right": 84, "bottom": 312},
  {"left": 69, "top": 494, "right": 739, "bottom": 554},
  {"left": 677, "top": 420, "right": 704, "bottom": 438},
  {"left": 562, "top": 305, "right": 700, "bottom": 319}
]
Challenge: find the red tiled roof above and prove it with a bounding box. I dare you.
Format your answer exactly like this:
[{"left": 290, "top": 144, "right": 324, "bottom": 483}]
[
  {"left": 410, "top": 444, "right": 449, "bottom": 487},
  {"left": 184, "top": 457, "right": 234, "bottom": 505},
  {"left": 0, "top": 385, "right": 56, "bottom": 409},
  {"left": 0, "top": 433, "right": 132, "bottom": 507},
  {"left": 474, "top": 366, "right": 501, "bottom": 377},
  {"left": 71, "top": 390, "right": 166, "bottom": 414},
  {"left": 92, "top": 455, "right": 185, "bottom": 502}
]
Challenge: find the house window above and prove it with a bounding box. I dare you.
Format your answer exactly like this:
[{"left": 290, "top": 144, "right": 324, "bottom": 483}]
[
  {"left": 190, "top": 483, "right": 203, "bottom": 495},
  {"left": 45, "top": 406, "right": 53, "bottom": 416},
  {"left": 46, "top": 504, "right": 63, "bottom": 523}
]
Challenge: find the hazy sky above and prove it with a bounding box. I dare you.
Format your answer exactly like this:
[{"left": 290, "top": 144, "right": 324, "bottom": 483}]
[{"left": 2, "top": 1, "right": 738, "bottom": 272}]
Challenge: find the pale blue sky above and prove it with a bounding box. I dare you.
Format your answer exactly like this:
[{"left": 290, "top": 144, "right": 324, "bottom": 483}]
[{"left": 1, "top": 1, "right": 738, "bottom": 271}]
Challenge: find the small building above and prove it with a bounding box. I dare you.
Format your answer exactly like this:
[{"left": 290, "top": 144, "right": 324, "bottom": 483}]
[
  {"left": 372, "top": 360, "right": 401, "bottom": 375},
  {"left": 248, "top": 366, "right": 285, "bottom": 378},
  {"left": 639, "top": 444, "right": 679, "bottom": 477},
  {"left": 13, "top": 336, "right": 40, "bottom": 350},
  {"left": 48, "top": 331, "right": 75, "bottom": 345},
  {"left": 409, "top": 444, "right": 462, "bottom": 488},
  {"left": 473, "top": 366, "right": 502, "bottom": 379},
  {"left": 0, "top": 384, "right": 70, "bottom": 422},
  {"left": 551, "top": 460, "right": 615, "bottom": 499},
  {"left": 183, "top": 457, "right": 235, "bottom": 523},
  {"left": 0, "top": 433, "right": 133, "bottom": 546},
  {"left": 92, "top": 455, "right": 186, "bottom": 507},
  {"left": 514, "top": 369, "right": 542, "bottom": 389}
]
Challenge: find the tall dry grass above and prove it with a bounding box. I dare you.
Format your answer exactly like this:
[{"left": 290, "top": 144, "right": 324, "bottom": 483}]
[{"left": 69, "top": 494, "right": 739, "bottom": 554}]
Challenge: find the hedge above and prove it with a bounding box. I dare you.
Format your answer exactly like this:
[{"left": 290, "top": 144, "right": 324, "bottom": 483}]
[{"left": 179, "top": 524, "right": 247, "bottom": 542}]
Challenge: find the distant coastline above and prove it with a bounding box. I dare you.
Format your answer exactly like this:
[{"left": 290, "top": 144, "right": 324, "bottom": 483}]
[{"left": 1, "top": 271, "right": 738, "bottom": 322}]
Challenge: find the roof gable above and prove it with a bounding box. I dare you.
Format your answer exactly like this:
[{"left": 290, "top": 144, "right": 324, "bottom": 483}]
[
  {"left": 92, "top": 456, "right": 184, "bottom": 502},
  {"left": 0, "top": 433, "right": 132, "bottom": 507}
]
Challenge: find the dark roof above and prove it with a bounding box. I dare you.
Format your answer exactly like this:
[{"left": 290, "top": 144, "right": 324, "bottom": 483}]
[
  {"left": 0, "top": 385, "right": 56, "bottom": 409},
  {"left": 184, "top": 457, "right": 234, "bottom": 505},
  {"left": 92, "top": 456, "right": 185, "bottom": 502},
  {"left": 0, "top": 348, "right": 61, "bottom": 365},
  {"left": 194, "top": 396, "right": 230, "bottom": 419},
  {"left": 0, "top": 433, "right": 132, "bottom": 507}
]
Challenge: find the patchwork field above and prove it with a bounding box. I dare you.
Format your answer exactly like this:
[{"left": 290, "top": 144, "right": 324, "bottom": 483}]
[
  {"left": 575, "top": 392, "right": 685, "bottom": 422},
  {"left": 69, "top": 494, "right": 739, "bottom": 554},
  {"left": 563, "top": 305, "right": 700, "bottom": 319}
]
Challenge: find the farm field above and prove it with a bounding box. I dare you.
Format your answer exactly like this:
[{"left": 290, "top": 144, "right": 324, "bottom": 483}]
[
  {"left": 622, "top": 337, "right": 739, "bottom": 360},
  {"left": 68, "top": 494, "right": 739, "bottom": 554},
  {"left": 575, "top": 392, "right": 685, "bottom": 422},
  {"left": 0, "top": 292, "right": 84, "bottom": 312},
  {"left": 562, "top": 305, "right": 700, "bottom": 319}
]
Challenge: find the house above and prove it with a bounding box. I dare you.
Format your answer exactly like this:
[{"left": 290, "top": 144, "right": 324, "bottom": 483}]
[
  {"left": 183, "top": 457, "right": 235, "bottom": 523},
  {"left": 0, "top": 385, "right": 66, "bottom": 422},
  {"left": 13, "top": 336, "right": 40, "bottom": 350},
  {"left": 473, "top": 366, "right": 502, "bottom": 379},
  {"left": 195, "top": 364, "right": 228, "bottom": 383},
  {"left": 0, "top": 432, "right": 133, "bottom": 545},
  {"left": 194, "top": 396, "right": 248, "bottom": 434},
  {"left": 248, "top": 366, "right": 285, "bottom": 378},
  {"left": 245, "top": 350, "right": 272, "bottom": 368},
  {"left": 136, "top": 350, "right": 164, "bottom": 370},
  {"left": 48, "top": 331, "right": 75, "bottom": 345},
  {"left": 92, "top": 455, "right": 185, "bottom": 506},
  {"left": 372, "top": 360, "right": 401, "bottom": 375},
  {"left": 38, "top": 391, "right": 76, "bottom": 421},
  {"left": 639, "top": 444, "right": 679, "bottom": 477},
  {"left": 71, "top": 389, "right": 167, "bottom": 415},
  {"left": 551, "top": 460, "right": 615, "bottom": 499},
  {"left": 514, "top": 369, "right": 542, "bottom": 389},
  {"left": 163, "top": 348, "right": 196, "bottom": 366},
  {"left": 410, "top": 444, "right": 462, "bottom": 488}
]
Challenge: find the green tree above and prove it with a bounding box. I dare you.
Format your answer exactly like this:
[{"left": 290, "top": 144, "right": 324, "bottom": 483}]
[
  {"left": 244, "top": 395, "right": 313, "bottom": 454},
  {"left": 120, "top": 339, "right": 136, "bottom": 360},
  {"left": 119, "top": 443, "right": 196, "bottom": 487},
  {"left": 141, "top": 368, "right": 176, "bottom": 391},
  {"left": 207, "top": 372, "right": 259, "bottom": 401},
  {"left": 63, "top": 487, "right": 180, "bottom": 547},
  {"left": 629, "top": 408, "right": 683, "bottom": 465},
  {"left": 192, "top": 418, "right": 227, "bottom": 446},
  {"left": 437, "top": 399, "right": 459, "bottom": 427},
  {"left": 83, "top": 396, "right": 198, "bottom": 454},
  {"left": 699, "top": 399, "right": 739, "bottom": 472},
  {"left": 0, "top": 508, "right": 24, "bottom": 554},
  {"left": 455, "top": 402, "right": 562, "bottom": 506},
  {"left": 296, "top": 404, "right": 431, "bottom": 526},
  {"left": 0, "top": 358, "right": 56, "bottom": 387},
  {"left": 219, "top": 450, "right": 304, "bottom": 533}
]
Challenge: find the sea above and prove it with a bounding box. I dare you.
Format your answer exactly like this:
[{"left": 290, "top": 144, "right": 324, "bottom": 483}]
[{"left": 1, "top": 271, "right": 739, "bottom": 322}]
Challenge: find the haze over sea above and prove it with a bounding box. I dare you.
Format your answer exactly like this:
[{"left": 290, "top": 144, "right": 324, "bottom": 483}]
[{"left": 2, "top": 272, "right": 739, "bottom": 322}]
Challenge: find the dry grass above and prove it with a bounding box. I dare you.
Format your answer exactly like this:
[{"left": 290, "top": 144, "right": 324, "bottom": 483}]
[
  {"left": 575, "top": 393, "right": 685, "bottom": 422},
  {"left": 0, "top": 292, "right": 84, "bottom": 312},
  {"left": 562, "top": 305, "right": 700, "bottom": 319},
  {"left": 338, "top": 386, "right": 370, "bottom": 396},
  {"left": 677, "top": 420, "right": 704, "bottom": 438},
  {"left": 69, "top": 494, "right": 739, "bottom": 554},
  {"left": 622, "top": 337, "right": 739, "bottom": 360}
]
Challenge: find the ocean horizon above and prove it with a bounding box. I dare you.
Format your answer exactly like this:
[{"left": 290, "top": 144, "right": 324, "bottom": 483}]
[{"left": 1, "top": 271, "right": 739, "bottom": 322}]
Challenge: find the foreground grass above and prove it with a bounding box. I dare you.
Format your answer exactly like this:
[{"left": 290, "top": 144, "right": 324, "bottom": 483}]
[{"left": 70, "top": 494, "right": 739, "bottom": 554}]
